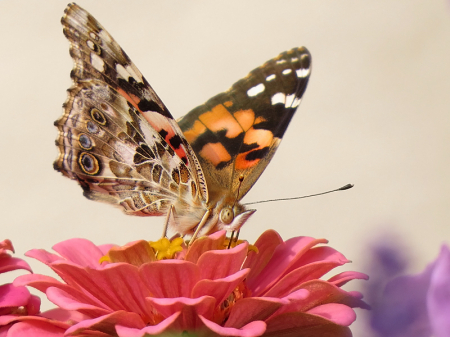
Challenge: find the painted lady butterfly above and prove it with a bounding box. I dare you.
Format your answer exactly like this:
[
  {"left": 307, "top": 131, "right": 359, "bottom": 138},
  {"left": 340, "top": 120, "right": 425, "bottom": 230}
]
[{"left": 54, "top": 3, "right": 311, "bottom": 238}]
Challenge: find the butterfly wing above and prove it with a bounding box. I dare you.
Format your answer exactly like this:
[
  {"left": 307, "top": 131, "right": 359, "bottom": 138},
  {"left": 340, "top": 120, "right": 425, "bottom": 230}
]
[
  {"left": 178, "top": 47, "right": 311, "bottom": 202},
  {"left": 55, "top": 3, "right": 208, "bottom": 219}
]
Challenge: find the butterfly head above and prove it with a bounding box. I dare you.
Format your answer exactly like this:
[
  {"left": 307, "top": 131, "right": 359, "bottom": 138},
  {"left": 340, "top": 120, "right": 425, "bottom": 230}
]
[{"left": 214, "top": 201, "right": 256, "bottom": 233}]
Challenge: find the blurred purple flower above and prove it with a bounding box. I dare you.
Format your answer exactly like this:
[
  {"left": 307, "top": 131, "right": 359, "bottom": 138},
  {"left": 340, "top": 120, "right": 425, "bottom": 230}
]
[{"left": 368, "top": 242, "right": 450, "bottom": 337}]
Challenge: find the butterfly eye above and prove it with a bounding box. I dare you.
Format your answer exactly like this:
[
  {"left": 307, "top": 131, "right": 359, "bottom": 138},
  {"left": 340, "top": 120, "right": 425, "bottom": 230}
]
[{"left": 220, "top": 207, "right": 234, "bottom": 225}]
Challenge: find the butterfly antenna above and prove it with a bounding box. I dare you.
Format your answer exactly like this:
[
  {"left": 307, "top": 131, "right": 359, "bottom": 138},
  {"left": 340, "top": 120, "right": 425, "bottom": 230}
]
[{"left": 242, "top": 183, "right": 354, "bottom": 206}]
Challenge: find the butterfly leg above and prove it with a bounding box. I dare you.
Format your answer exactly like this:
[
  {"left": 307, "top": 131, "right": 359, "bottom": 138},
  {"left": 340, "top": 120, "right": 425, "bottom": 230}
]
[
  {"left": 187, "top": 209, "right": 211, "bottom": 246},
  {"left": 227, "top": 229, "right": 241, "bottom": 249},
  {"left": 162, "top": 205, "right": 174, "bottom": 238}
]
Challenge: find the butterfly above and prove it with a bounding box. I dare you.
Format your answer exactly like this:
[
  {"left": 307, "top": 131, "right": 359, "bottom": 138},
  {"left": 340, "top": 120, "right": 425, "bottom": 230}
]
[{"left": 54, "top": 3, "right": 311, "bottom": 238}]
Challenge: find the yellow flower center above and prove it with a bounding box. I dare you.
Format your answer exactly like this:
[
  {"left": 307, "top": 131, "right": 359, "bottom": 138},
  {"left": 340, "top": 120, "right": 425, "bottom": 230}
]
[{"left": 149, "top": 237, "right": 184, "bottom": 260}]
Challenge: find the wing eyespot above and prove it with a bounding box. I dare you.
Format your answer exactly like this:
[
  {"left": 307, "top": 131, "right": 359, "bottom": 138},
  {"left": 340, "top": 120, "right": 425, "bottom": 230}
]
[
  {"left": 90, "top": 108, "right": 107, "bottom": 125},
  {"left": 78, "top": 152, "right": 101, "bottom": 175}
]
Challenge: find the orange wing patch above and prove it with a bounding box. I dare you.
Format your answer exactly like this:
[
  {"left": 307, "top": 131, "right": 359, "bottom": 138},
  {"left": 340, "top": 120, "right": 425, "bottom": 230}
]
[
  {"left": 234, "top": 109, "right": 255, "bottom": 132},
  {"left": 235, "top": 128, "right": 273, "bottom": 170},
  {"left": 199, "top": 104, "right": 242, "bottom": 138},
  {"left": 184, "top": 120, "right": 206, "bottom": 144},
  {"left": 199, "top": 143, "right": 232, "bottom": 166}
]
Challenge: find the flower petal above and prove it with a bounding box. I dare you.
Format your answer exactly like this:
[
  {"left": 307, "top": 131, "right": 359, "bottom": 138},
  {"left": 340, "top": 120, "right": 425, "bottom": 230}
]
[
  {"left": 243, "top": 230, "right": 283, "bottom": 281},
  {"left": 0, "top": 257, "right": 32, "bottom": 274},
  {"left": 197, "top": 242, "right": 248, "bottom": 280},
  {"left": 299, "top": 280, "right": 369, "bottom": 310},
  {"left": 264, "top": 260, "right": 347, "bottom": 298},
  {"left": 370, "top": 266, "right": 432, "bottom": 336},
  {"left": 50, "top": 263, "right": 153, "bottom": 319},
  {"left": 192, "top": 269, "right": 249, "bottom": 306},
  {"left": 0, "top": 284, "right": 31, "bottom": 308},
  {"left": 146, "top": 296, "right": 216, "bottom": 321},
  {"left": 25, "top": 249, "right": 65, "bottom": 265},
  {"left": 52, "top": 238, "right": 106, "bottom": 268},
  {"left": 200, "top": 315, "right": 266, "bottom": 337},
  {"left": 5, "top": 320, "right": 66, "bottom": 337},
  {"left": 46, "top": 287, "right": 111, "bottom": 318},
  {"left": 327, "top": 271, "right": 369, "bottom": 287},
  {"left": 427, "top": 244, "right": 450, "bottom": 337},
  {"left": 265, "top": 311, "right": 352, "bottom": 337},
  {"left": 185, "top": 231, "right": 227, "bottom": 264},
  {"left": 115, "top": 312, "right": 180, "bottom": 337},
  {"left": 224, "top": 297, "right": 285, "bottom": 328},
  {"left": 0, "top": 239, "right": 14, "bottom": 253},
  {"left": 65, "top": 310, "right": 146, "bottom": 336},
  {"left": 306, "top": 303, "right": 356, "bottom": 326},
  {"left": 140, "top": 260, "right": 200, "bottom": 298},
  {"left": 247, "top": 237, "right": 327, "bottom": 296}
]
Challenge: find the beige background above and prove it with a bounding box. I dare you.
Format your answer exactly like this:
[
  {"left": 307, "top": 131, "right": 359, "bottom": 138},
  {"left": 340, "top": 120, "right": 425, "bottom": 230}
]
[{"left": 1, "top": 1, "right": 450, "bottom": 335}]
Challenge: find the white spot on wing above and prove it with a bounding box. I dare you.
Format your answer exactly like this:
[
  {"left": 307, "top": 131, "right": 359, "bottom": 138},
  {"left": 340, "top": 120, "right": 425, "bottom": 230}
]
[
  {"left": 285, "top": 94, "right": 295, "bottom": 107},
  {"left": 292, "top": 97, "right": 301, "bottom": 108},
  {"left": 276, "top": 59, "right": 287, "bottom": 65},
  {"left": 116, "top": 64, "right": 129, "bottom": 80},
  {"left": 86, "top": 40, "right": 96, "bottom": 50},
  {"left": 247, "top": 83, "right": 265, "bottom": 97},
  {"left": 282, "top": 69, "right": 292, "bottom": 75},
  {"left": 90, "top": 53, "right": 104, "bottom": 72},
  {"left": 125, "top": 65, "right": 143, "bottom": 83},
  {"left": 266, "top": 74, "right": 276, "bottom": 81},
  {"left": 291, "top": 57, "right": 299, "bottom": 63},
  {"left": 296, "top": 68, "right": 310, "bottom": 78},
  {"left": 271, "top": 93, "right": 285, "bottom": 105}
]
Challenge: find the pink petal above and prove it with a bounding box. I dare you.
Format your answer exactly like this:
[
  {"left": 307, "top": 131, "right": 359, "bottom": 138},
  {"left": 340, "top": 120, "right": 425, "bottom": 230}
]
[
  {"left": 0, "top": 257, "right": 32, "bottom": 274},
  {"left": 192, "top": 269, "right": 249, "bottom": 305},
  {"left": 0, "top": 315, "right": 70, "bottom": 331},
  {"left": 265, "top": 311, "right": 352, "bottom": 337},
  {"left": 185, "top": 230, "right": 227, "bottom": 264},
  {"left": 50, "top": 263, "right": 154, "bottom": 320},
  {"left": 46, "top": 287, "right": 111, "bottom": 318},
  {"left": 263, "top": 260, "right": 347, "bottom": 298},
  {"left": 5, "top": 321, "right": 66, "bottom": 337},
  {"left": 200, "top": 316, "right": 266, "bottom": 337},
  {"left": 40, "top": 308, "right": 89, "bottom": 324},
  {"left": 25, "top": 249, "right": 64, "bottom": 265},
  {"left": 26, "top": 294, "right": 41, "bottom": 315},
  {"left": 328, "top": 271, "right": 369, "bottom": 286},
  {"left": 306, "top": 303, "right": 356, "bottom": 326},
  {"left": 427, "top": 244, "right": 450, "bottom": 337},
  {"left": 14, "top": 274, "right": 101, "bottom": 311},
  {"left": 0, "top": 284, "right": 30, "bottom": 308},
  {"left": 197, "top": 242, "right": 248, "bottom": 280},
  {"left": 98, "top": 244, "right": 117, "bottom": 256},
  {"left": 243, "top": 230, "right": 283, "bottom": 281},
  {"left": 52, "top": 238, "right": 105, "bottom": 268},
  {"left": 0, "top": 239, "right": 14, "bottom": 253},
  {"left": 247, "top": 237, "right": 327, "bottom": 296},
  {"left": 115, "top": 312, "right": 180, "bottom": 337},
  {"left": 273, "top": 289, "right": 311, "bottom": 316},
  {"left": 284, "top": 246, "right": 348, "bottom": 276},
  {"left": 146, "top": 296, "right": 216, "bottom": 321},
  {"left": 295, "top": 280, "right": 369, "bottom": 311},
  {"left": 65, "top": 310, "right": 145, "bottom": 336},
  {"left": 14, "top": 274, "right": 67, "bottom": 293},
  {"left": 139, "top": 260, "right": 199, "bottom": 298},
  {"left": 225, "top": 297, "right": 285, "bottom": 328}
]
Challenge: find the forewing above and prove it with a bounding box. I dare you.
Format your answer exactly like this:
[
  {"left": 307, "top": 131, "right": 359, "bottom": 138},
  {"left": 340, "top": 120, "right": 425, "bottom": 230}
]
[
  {"left": 178, "top": 47, "right": 311, "bottom": 200},
  {"left": 55, "top": 3, "right": 207, "bottom": 214}
]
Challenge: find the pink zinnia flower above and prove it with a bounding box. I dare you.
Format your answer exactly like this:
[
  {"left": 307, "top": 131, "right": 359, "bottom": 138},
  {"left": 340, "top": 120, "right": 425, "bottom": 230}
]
[{"left": 15, "top": 230, "right": 368, "bottom": 336}]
